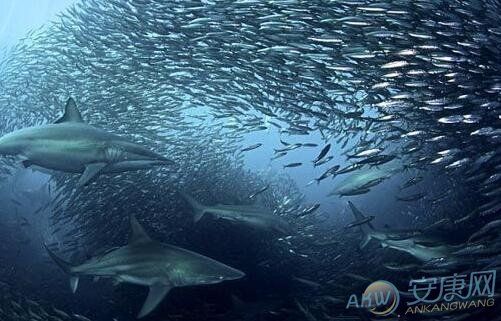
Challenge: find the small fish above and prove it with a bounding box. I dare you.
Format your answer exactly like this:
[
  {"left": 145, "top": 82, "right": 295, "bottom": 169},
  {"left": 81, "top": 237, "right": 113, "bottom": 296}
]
[
  {"left": 348, "top": 148, "right": 382, "bottom": 159},
  {"left": 315, "top": 165, "right": 340, "bottom": 183},
  {"left": 313, "top": 156, "right": 334, "bottom": 167},
  {"left": 280, "top": 139, "right": 290, "bottom": 146},
  {"left": 396, "top": 192, "right": 427, "bottom": 202},
  {"left": 241, "top": 143, "right": 262, "bottom": 152},
  {"left": 345, "top": 215, "right": 375, "bottom": 228},
  {"left": 313, "top": 144, "right": 331, "bottom": 164},
  {"left": 284, "top": 162, "right": 302, "bottom": 168},
  {"left": 248, "top": 185, "right": 269, "bottom": 199},
  {"left": 336, "top": 163, "right": 364, "bottom": 175},
  {"left": 381, "top": 60, "right": 409, "bottom": 69},
  {"left": 271, "top": 152, "right": 287, "bottom": 160},
  {"left": 298, "top": 204, "right": 320, "bottom": 217},
  {"left": 356, "top": 154, "right": 396, "bottom": 166},
  {"left": 292, "top": 276, "right": 321, "bottom": 288}
]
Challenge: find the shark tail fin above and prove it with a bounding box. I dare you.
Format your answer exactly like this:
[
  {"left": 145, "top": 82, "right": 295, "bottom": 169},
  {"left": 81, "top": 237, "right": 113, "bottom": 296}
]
[
  {"left": 43, "top": 244, "right": 79, "bottom": 293},
  {"left": 359, "top": 234, "right": 372, "bottom": 249},
  {"left": 180, "top": 192, "right": 206, "bottom": 223},
  {"left": 230, "top": 294, "right": 245, "bottom": 310},
  {"left": 347, "top": 201, "right": 374, "bottom": 249}
]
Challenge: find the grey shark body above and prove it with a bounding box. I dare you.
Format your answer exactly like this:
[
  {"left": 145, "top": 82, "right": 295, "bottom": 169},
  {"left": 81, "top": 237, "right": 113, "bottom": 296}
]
[
  {"left": 45, "top": 215, "right": 244, "bottom": 318},
  {"left": 348, "top": 201, "right": 452, "bottom": 262},
  {"left": 0, "top": 98, "right": 173, "bottom": 186},
  {"left": 182, "top": 193, "right": 292, "bottom": 235}
]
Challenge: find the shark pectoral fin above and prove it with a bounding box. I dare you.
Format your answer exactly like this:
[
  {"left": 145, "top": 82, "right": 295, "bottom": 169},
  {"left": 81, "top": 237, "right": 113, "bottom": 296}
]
[
  {"left": 138, "top": 284, "right": 171, "bottom": 318},
  {"left": 17, "top": 155, "right": 31, "bottom": 168},
  {"left": 70, "top": 276, "right": 79, "bottom": 293},
  {"left": 21, "top": 160, "right": 33, "bottom": 168},
  {"left": 78, "top": 163, "right": 108, "bottom": 187},
  {"left": 30, "top": 165, "right": 57, "bottom": 175},
  {"left": 55, "top": 98, "right": 84, "bottom": 124},
  {"left": 193, "top": 210, "right": 205, "bottom": 223}
]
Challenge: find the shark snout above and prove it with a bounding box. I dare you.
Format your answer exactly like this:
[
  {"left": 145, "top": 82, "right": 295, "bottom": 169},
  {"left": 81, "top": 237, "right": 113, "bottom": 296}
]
[
  {"left": 220, "top": 265, "right": 245, "bottom": 281},
  {"left": 114, "top": 141, "right": 176, "bottom": 167},
  {"left": 199, "top": 262, "right": 245, "bottom": 285}
]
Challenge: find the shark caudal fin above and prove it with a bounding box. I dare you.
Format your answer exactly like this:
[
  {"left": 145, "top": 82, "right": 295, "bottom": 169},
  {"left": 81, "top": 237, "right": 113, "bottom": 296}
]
[
  {"left": 347, "top": 201, "right": 374, "bottom": 249},
  {"left": 180, "top": 192, "right": 206, "bottom": 222},
  {"left": 43, "top": 244, "right": 79, "bottom": 293}
]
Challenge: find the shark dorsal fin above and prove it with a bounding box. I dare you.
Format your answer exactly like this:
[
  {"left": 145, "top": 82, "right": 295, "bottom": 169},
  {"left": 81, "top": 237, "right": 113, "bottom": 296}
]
[
  {"left": 55, "top": 98, "right": 84, "bottom": 124},
  {"left": 129, "top": 215, "right": 152, "bottom": 245}
]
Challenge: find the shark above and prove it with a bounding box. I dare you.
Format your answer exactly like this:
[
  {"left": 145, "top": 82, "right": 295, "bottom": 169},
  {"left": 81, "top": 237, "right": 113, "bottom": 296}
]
[
  {"left": 329, "top": 162, "right": 400, "bottom": 197},
  {"left": 44, "top": 215, "right": 245, "bottom": 318},
  {"left": 347, "top": 201, "right": 453, "bottom": 262},
  {"left": 181, "top": 192, "right": 293, "bottom": 235},
  {"left": 0, "top": 98, "right": 174, "bottom": 187}
]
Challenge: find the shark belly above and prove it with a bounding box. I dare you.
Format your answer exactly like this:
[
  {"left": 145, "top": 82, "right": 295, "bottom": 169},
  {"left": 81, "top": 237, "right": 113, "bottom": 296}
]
[
  {"left": 385, "top": 239, "right": 447, "bottom": 261},
  {"left": 24, "top": 139, "right": 103, "bottom": 173},
  {"left": 240, "top": 215, "right": 289, "bottom": 234},
  {"left": 104, "top": 160, "right": 172, "bottom": 173},
  {"left": 204, "top": 207, "right": 291, "bottom": 235},
  {"left": 207, "top": 208, "right": 243, "bottom": 221},
  {"left": 408, "top": 245, "right": 448, "bottom": 261},
  {"left": 115, "top": 265, "right": 170, "bottom": 287}
]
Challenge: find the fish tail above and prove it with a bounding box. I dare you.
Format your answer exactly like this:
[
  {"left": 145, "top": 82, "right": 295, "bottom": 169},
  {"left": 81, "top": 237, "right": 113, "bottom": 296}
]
[
  {"left": 180, "top": 192, "right": 206, "bottom": 222},
  {"left": 43, "top": 243, "right": 79, "bottom": 293},
  {"left": 347, "top": 201, "right": 374, "bottom": 248}
]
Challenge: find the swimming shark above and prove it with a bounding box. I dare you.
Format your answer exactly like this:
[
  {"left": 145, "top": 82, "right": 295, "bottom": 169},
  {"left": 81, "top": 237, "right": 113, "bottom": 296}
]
[
  {"left": 329, "top": 162, "right": 400, "bottom": 197},
  {"left": 347, "top": 201, "right": 453, "bottom": 262},
  {"left": 44, "top": 215, "right": 244, "bottom": 318},
  {"left": 181, "top": 192, "right": 293, "bottom": 235},
  {"left": 0, "top": 98, "right": 174, "bottom": 187}
]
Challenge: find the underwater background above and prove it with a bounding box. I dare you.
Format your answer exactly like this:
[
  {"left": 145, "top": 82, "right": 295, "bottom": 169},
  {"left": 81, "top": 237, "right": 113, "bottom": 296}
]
[{"left": 0, "top": 0, "right": 500, "bottom": 320}]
